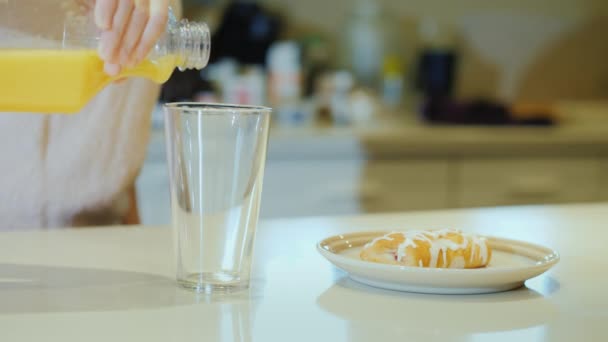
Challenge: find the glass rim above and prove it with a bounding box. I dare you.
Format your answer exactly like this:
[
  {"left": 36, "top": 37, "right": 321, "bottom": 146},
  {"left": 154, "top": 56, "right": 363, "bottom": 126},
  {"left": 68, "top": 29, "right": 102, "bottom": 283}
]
[{"left": 164, "top": 102, "right": 272, "bottom": 114}]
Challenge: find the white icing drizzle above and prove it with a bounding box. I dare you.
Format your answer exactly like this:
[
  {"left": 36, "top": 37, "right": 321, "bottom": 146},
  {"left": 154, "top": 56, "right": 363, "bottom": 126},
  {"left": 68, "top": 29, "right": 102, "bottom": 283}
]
[
  {"left": 396, "top": 235, "right": 418, "bottom": 262},
  {"left": 382, "top": 229, "right": 489, "bottom": 268},
  {"left": 472, "top": 235, "right": 489, "bottom": 264},
  {"left": 364, "top": 231, "right": 396, "bottom": 249}
]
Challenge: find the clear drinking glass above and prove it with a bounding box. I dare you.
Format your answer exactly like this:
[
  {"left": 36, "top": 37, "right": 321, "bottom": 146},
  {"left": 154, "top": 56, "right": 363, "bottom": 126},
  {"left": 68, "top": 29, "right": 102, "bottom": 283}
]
[{"left": 164, "top": 103, "right": 271, "bottom": 293}]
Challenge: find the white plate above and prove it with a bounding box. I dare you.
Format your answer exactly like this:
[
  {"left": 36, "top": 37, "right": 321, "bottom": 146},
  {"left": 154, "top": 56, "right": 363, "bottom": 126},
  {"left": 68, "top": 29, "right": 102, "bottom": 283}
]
[{"left": 317, "top": 231, "right": 560, "bottom": 294}]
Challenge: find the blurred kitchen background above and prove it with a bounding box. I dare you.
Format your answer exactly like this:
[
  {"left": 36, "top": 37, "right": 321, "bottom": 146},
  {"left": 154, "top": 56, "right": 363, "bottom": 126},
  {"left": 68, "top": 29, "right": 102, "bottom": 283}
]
[{"left": 137, "top": 0, "right": 608, "bottom": 224}]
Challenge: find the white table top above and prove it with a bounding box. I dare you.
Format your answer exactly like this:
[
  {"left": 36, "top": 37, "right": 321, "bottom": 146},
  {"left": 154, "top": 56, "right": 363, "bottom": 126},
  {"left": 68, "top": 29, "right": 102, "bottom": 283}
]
[{"left": 1, "top": 203, "right": 607, "bottom": 341}]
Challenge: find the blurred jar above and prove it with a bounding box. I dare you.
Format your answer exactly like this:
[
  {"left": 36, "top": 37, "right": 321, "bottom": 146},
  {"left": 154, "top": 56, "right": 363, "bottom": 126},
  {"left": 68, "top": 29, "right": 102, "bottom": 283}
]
[
  {"left": 267, "top": 41, "right": 306, "bottom": 125},
  {"left": 382, "top": 54, "right": 405, "bottom": 109},
  {"left": 340, "top": 0, "right": 398, "bottom": 91}
]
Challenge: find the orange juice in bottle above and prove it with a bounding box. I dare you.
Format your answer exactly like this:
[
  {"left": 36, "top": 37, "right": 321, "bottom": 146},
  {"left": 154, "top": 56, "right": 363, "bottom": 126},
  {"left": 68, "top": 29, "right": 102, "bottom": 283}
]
[{"left": 0, "top": 0, "right": 210, "bottom": 114}]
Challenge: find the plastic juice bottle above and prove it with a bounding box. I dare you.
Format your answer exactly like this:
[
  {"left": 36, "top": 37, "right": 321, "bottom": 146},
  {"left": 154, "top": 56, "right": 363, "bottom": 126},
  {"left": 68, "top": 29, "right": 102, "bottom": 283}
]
[{"left": 0, "top": 1, "right": 210, "bottom": 114}]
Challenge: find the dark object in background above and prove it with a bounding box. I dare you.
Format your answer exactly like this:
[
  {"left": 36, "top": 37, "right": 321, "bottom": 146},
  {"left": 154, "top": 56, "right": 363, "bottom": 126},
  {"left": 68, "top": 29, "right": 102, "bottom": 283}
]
[
  {"left": 421, "top": 97, "right": 554, "bottom": 126},
  {"left": 415, "top": 49, "right": 458, "bottom": 98},
  {"left": 160, "top": 69, "right": 213, "bottom": 103},
  {"left": 415, "top": 45, "right": 553, "bottom": 126},
  {"left": 210, "top": 1, "right": 282, "bottom": 66}
]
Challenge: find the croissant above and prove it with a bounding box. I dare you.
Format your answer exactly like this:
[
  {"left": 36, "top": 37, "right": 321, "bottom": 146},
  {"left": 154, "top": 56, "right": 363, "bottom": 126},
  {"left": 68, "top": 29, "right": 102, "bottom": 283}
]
[{"left": 360, "top": 229, "right": 491, "bottom": 269}]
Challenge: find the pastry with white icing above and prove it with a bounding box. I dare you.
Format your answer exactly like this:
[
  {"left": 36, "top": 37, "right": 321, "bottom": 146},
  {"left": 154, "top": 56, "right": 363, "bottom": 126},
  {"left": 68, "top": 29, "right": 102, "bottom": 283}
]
[{"left": 360, "top": 229, "right": 491, "bottom": 268}]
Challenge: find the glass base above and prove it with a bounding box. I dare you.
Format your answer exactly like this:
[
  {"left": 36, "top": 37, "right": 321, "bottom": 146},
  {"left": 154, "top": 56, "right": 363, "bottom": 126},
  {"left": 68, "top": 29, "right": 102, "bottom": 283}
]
[{"left": 177, "top": 272, "right": 249, "bottom": 294}]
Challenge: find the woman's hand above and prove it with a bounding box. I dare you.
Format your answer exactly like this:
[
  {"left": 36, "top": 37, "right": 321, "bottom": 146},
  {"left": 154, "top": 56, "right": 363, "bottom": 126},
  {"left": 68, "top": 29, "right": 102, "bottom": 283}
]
[{"left": 94, "top": 0, "right": 169, "bottom": 76}]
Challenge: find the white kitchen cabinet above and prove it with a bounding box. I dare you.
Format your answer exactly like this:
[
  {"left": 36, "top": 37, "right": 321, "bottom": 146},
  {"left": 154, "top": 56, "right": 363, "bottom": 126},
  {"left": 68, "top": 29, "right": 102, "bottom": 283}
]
[
  {"left": 260, "top": 160, "right": 449, "bottom": 218},
  {"left": 455, "top": 158, "right": 602, "bottom": 208},
  {"left": 139, "top": 155, "right": 605, "bottom": 223},
  {"left": 260, "top": 160, "right": 364, "bottom": 218},
  {"left": 358, "top": 161, "right": 450, "bottom": 212}
]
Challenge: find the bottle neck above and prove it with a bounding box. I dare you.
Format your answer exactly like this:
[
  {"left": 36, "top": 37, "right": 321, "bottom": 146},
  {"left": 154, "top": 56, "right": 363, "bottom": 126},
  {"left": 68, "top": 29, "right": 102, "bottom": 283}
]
[{"left": 169, "top": 19, "right": 211, "bottom": 71}]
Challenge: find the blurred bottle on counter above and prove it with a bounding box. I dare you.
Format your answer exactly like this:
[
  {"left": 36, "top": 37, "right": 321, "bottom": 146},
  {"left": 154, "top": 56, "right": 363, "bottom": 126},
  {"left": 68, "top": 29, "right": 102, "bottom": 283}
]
[
  {"left": 267, "top": 41, "right": 309, "bottom": 125},
  {"left": 302, "top": 35, "right": 332, "bottom": 98},
  {"left": 224, "top": 66, "right": 266, "bottom": 105},
  {"left": 330, "top": 71, "right": 355, "bottom": 125},
  {"left": 382, "top": 55, "right": 405, "bottom": 109},
  {"left": 322, "top": 70, "right": 379, "bottom": 126},
  {"left": 204, "top": 58, "right": 266, "bottom": 106},
  {"left": 340, "top": 0, "right": 400, "bottom": 92},
  {"left": 414, "top": 17, "right": 458, "bottom": 101}
]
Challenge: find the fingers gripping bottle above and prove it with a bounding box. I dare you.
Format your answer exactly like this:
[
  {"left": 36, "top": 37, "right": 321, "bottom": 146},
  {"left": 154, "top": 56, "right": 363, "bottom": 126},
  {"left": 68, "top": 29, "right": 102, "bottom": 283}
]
[{"left": 0, "top": 0, "right": 210, "bottom": 113}]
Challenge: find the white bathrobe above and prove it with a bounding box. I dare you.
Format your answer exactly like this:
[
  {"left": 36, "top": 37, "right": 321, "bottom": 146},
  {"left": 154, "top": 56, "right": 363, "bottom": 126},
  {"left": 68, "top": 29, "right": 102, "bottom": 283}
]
[{"left": 0, "top": 76, "right": 159, "bottom": 230}]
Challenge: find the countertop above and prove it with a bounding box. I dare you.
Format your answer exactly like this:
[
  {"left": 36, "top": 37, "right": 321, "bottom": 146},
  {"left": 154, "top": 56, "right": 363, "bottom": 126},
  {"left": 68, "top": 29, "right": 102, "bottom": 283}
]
[
  {"left": 147, "top": 101, "right": 608, "bottom": 161},
  {"left": 1, "top": 203, "right": 607, "bottom": 341},
  {"left": 267, "top": 101, "right": 608, "bottom": 159}
]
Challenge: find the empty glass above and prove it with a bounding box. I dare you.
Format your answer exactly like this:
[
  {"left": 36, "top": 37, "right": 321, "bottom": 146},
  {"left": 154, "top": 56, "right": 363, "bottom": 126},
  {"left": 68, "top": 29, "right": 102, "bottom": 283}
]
[{"left": 164, "top": 103, "right": 271, "bottom": 293}]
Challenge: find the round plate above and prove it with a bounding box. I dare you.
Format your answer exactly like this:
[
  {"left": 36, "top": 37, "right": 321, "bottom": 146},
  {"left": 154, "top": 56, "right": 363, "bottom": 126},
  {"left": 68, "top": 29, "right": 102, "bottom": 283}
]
[{"left": 317, "top": 231, "right": 560, "bottom": 295}]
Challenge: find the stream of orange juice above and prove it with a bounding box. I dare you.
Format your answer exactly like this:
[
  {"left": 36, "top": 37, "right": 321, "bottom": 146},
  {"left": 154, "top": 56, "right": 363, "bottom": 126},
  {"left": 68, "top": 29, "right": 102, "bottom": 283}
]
[{"left": 0, "top": 49, "right": 176, "bottom": 113}]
